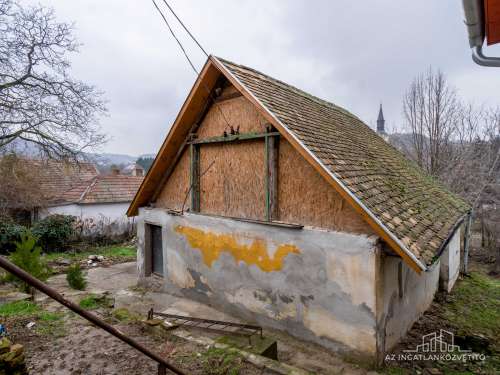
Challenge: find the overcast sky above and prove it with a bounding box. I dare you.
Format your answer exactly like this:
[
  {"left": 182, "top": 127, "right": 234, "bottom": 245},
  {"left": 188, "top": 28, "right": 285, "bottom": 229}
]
[{"left": 24, "top": 0, "right": 500, "bottom": 156}]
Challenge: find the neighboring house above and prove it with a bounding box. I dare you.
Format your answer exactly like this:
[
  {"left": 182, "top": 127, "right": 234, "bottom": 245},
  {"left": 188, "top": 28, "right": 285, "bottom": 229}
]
[
  {"left": 121, "top": 163, "right": 145, "bottom": 177},
  {"left": 20, "top": 159, "right": 142, "bottom": 238},
  {"left": 127, "top": 56, "right": 470, "bottom": 361}
]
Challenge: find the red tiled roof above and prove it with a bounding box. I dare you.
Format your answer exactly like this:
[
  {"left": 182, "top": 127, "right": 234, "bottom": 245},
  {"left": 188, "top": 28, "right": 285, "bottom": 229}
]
[
  {"left": 23, "top": 159, "right": 98, "bottom": 201},
  {"left": 59, "top": 175, "right": 144, "bottom": 204}
]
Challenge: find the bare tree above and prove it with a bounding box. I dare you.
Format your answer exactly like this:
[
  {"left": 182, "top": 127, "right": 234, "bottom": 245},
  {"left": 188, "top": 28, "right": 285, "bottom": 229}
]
[
  {"left": 400, "top": 68, "right": 500, "bottom": 273},
  {"left": 402, "top": 68, "right": 460, "bottom": 176},
  {"left": 0, "top": 153, "right": 45, "bottom": 217},
  {"left": 0, "top": 0, "right": 106, "bottom": 159}
]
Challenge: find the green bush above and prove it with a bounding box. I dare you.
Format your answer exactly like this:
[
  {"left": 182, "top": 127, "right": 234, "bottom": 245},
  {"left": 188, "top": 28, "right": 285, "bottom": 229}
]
[
  {"left": 7, "top": 231, "right": 50, "bottom": 292},
  {"left": 0, "top": 219, "right": 26, "bottom": 254},
  {"left": 66, "top": 264, "right": 86, "bottom": 290},
  {"left": 32, "top": 214, "right": 75, "bottom": 252}
]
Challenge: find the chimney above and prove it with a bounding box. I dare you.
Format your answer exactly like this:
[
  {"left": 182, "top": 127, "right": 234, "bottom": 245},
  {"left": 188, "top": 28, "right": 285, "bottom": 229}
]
[
  {"left": 111, "top": 165, "right": 120, "bottom": 175},
  {"left": 132, "top": 164, "right": 144, "bottom": 177}
]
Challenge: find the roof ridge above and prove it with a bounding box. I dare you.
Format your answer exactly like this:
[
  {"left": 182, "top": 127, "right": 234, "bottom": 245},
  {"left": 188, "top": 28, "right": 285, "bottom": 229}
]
[
  {"left": 79, "top": 177, "right": 99, "bottom": 203},
  {"left": 214, "top": 56, "right": 365, "bottom": 125}
]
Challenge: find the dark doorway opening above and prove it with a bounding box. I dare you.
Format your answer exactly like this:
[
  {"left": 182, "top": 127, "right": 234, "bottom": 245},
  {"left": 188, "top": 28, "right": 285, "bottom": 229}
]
[{"left": 146, "top": 224, "right": 163, "bottom": 276}]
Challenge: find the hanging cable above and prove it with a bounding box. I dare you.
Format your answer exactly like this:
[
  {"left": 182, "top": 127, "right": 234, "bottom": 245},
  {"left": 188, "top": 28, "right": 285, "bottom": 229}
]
[
  {"left": 161, "top": 0, "right": 209, "bottom": 57},
  {"left": 151, "top": 0, "right": 199, "bottom": 75},
  {"left": 150, "top": 0, "right": 234, "bottom": 133}
]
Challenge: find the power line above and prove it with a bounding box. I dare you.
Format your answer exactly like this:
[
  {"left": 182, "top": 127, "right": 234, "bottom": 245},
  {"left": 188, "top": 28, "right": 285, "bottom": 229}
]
[
  {"left": 150, "top": 0, "right": 234, "bottom": 132},
  {"left": 151, "top": 0, "right": 199, "bottom": 75},
  {"left": 160, "top": 0, "right": 208, "bottom": 57}
]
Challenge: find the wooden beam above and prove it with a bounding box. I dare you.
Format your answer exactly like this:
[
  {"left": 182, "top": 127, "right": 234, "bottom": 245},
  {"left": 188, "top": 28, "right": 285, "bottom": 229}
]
[
  {"left": 269, "top": 134, "right": 279, "bottom": 220},
  {"left": 189, "top": 132, "right": 280, "bottom": 145},
  {"left": 213, "top": 91, "right": 242, "bottom": 103},
  {"left": 190, "top": 144, "right": 200, "bottom": 212},
  {"left": 265, "top": 133, "right": 279, "bottom": 221}
]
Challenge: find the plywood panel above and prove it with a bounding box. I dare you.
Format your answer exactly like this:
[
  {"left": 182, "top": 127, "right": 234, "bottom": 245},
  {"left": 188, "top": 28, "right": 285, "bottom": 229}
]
[
  {"left": 156, "top": 148, "right": 190, "bottom": 211},
  {"left": 199, "top": 140, "right": 266, "bottom": 220},
  {"left": 279, "top": 140, "right": 374, "bottom": 235},
  {"left": 196, "top": 86, "right": 267, "bottom": 139}
]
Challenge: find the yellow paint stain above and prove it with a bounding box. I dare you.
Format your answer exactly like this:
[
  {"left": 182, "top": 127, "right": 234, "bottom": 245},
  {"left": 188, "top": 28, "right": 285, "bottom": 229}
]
[{"left": 175, "top": 225, "right": 300, "bottom": 272}]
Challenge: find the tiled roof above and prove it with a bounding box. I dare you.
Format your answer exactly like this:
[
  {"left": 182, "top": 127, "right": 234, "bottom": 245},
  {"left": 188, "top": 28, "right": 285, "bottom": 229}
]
[
  {"left": 217, "top": 57, "right": 470, "bottom": 266},
  {"left": 60, "top": 175, "right": 144, "bottom": 204},
  {"left": 25, "top": 159, "right": 98, "bottom": 201}
]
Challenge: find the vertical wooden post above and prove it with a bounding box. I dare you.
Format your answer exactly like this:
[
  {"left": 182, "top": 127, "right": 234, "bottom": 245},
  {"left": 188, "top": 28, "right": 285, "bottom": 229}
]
[
  {"left": 265, "top": 133, "right": 279, "bottom": 221},
  {"left": 190, "top": 143, "right": 200, "bottom": 212}
]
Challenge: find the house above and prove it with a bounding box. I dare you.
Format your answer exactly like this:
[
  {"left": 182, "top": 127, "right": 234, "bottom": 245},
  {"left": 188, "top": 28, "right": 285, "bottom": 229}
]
[
  {"left": 39, "top": 162, "right": 143, "bottom": 238},
  {"left": 121, "top": 163, "right": 145, "bottom": 177},
  {"left": 127, "top": 56, "right": 470, "bottom": 360}
]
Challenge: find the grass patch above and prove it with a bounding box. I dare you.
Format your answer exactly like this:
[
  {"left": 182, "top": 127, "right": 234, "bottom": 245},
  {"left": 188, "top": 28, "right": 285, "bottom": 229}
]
[
  {"left": 0, "top": 300, "right": 40, "bottom": 317},
  {"left": 216, "top": 334, "right": 276, "bottom": 356},
  {"left": 36, "top": 311, "right": 66, "bottom": 337},
  {"left": 79, "top": 294, "right": 114, "bottom": 310},
  {"left": 43, "top": 245, "right": 136, "bottom": 263},
  {"left": 443, "top": 272, "right": 500, "bottom": 341},
  {"left": 197, "top": 346, "right": 243, "bottom": 375},
  {"left": 111, "top": 307, "right": 139, "bottom": 322},
  {"left": 0, "top": 301, "right": 66, "bottom": 337}
]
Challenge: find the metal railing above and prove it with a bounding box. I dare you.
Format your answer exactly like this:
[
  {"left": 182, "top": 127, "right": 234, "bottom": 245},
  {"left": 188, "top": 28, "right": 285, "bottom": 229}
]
[{"left": 0, "top": 256, "right": 186, "bottom": 375}]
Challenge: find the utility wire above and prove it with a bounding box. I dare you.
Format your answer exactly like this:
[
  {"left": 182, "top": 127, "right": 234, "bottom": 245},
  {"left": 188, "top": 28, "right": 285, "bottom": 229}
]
[
  {"left": 151, "top": 0, "right": 234, "bottom": 132},
  {"left": 151, "top": 0, "right": 199, "bottom": 75},
  {"left": 160, "top": 0, "right": 208, "bottom": 57}
]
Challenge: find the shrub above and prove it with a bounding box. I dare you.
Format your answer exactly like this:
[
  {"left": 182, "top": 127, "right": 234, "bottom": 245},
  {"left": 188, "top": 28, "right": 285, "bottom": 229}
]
[
  {"left": 66, "top": 264, "right": 86, "bottom": 290},
  {"left": 7, "top": 231, "right": 50, "bottom": 292},
  {"left": 32, "top": 214, "right": 75, "bottom": 252},
  {"left": 0, "top": 219, "right": 26, "bottom": 254}
]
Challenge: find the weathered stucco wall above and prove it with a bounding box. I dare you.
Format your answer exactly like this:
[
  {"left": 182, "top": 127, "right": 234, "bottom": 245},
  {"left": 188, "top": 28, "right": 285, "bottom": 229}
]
[
  {"left": 439, "top": 228, "right": 461, "bottom": 292},
  {"left": 378, "top": 256, "right": 440, "bottom": 352},
  {"left": 137, "top": 207, "right": 380, "bottom": 357}
]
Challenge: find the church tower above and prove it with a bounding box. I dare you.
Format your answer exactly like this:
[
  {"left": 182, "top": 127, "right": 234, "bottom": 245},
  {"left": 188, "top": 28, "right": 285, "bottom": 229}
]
[{"left": 377, "top": 104, "right": 386, "bottom": 135}]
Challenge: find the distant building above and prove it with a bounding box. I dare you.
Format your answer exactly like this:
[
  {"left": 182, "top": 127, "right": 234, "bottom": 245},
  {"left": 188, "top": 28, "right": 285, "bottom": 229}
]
[
  {"left": 121, "top": 163, "right": 145, "bottom": 177},
  {"left": 11, "top": 159, "right": 144, "bottom": 238},
  {"left": 377, "top": 104, "right": 387, "bottom": 135}
]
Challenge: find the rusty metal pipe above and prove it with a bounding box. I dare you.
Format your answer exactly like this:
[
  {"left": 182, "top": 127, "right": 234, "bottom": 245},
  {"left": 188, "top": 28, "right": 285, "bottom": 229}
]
[{"left": 0, "top": 256, "right": 186, "bottom": 375}]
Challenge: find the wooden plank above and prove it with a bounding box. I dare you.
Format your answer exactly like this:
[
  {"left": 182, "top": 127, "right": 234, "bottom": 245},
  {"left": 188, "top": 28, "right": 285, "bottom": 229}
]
[
  {"left": 265, "top": 135, "right": 270, "bottom": 220},
  {"left": 190, "top": 144, "right": 200, "bottom": 212},
  {"left": 189, "top": 132, "right": 280, "bottom": 145},
  {"left": 268, "top": 134, "right": 279, "bottom": 221}
]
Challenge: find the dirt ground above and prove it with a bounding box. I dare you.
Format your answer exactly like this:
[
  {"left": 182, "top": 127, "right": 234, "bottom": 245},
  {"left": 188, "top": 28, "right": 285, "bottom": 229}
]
[
  {"left": 6, "top": 311, "right": 265, "bottom": 375},
  {"left": 2, "top": 261, "right": 381, "bottom": 375},
  {"left": 2, "top": 245, "right": 498, "bottom": 375}
]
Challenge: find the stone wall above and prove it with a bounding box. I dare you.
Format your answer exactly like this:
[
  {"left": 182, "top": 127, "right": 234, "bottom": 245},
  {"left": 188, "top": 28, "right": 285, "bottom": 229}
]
[{"left": 137, "top": 207, "right": 380, "bottom": 357}]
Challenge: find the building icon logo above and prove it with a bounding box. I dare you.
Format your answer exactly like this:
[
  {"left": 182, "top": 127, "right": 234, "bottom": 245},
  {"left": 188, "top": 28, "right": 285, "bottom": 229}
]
[
  {"left": 385, "top": 329, "right": 486, "bottom": 363},
  {"left": 403, "top": 329, "right": 469, "bottom": 353}
]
